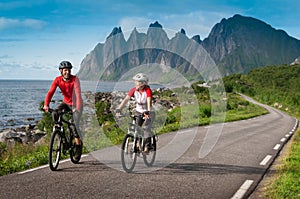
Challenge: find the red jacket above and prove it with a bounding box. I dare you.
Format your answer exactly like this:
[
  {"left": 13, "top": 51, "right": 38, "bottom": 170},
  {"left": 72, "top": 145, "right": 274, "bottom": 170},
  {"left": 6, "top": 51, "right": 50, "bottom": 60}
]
[{"left": 44, "top": 75, "right": 83, "bottom": 110}]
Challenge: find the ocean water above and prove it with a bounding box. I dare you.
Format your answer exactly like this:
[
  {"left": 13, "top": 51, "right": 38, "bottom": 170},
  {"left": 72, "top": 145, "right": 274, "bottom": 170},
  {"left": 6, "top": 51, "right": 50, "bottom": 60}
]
[{"left": 0, "top": 79, "right": 136, "bottom": 130}]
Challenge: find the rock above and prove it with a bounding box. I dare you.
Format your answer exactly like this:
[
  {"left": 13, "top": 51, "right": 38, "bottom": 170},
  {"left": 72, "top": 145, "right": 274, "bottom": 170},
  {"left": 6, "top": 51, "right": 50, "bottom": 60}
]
[
  {"left": 0, "top": 125, "right": 47, "bottom": 145},
  {"left": 25, "top": 117, "right": 35, "bottom": 121}
]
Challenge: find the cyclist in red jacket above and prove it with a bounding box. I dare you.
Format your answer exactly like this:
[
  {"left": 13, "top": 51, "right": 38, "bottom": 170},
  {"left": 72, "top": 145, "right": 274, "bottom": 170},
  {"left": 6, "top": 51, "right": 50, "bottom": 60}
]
[{"left": 43, "top": 61, "right": 83, "bottom": 160}]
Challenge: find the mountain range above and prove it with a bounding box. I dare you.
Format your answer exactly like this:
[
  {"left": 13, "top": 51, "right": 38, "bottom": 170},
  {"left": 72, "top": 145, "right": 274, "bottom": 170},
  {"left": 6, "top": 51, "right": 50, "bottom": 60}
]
[{"left": 77, "top": 14, "right": 300, "bottom": 82}]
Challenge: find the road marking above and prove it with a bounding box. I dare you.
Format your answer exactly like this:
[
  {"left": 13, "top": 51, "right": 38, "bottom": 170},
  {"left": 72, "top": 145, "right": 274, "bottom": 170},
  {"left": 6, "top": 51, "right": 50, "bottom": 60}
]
[
  {"left": 273, "top": 144, "right": 281, "bottom": 150},
  {"left": 280, "top": 138, "right": 286, "bottom": 142},
  {"left": 18, "top": 154, "right": 89, "bottom": 174},
  {"left": 260, "top": 155, "right": 272, "bottom": 166},
  {"left": 231, "top": 180, "right": 254, "bottom": 199},
  {"left": 289, "top": 131, "right": 294, "bottom": 135},
  {"left": 18, "top": 165, "right": 48, "bottom": 174},
  {"left": 178, "top": 129, "right": 193, "bottom": 134},
  {"left": 285, "top": 134, "right": 290, "bottom": 138}
]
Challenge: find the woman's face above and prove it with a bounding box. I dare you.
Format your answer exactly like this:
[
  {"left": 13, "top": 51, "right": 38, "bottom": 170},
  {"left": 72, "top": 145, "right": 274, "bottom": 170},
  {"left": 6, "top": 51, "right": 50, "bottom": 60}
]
[{"left": 134, "top": 80, "right": 145, "bottom": 90}]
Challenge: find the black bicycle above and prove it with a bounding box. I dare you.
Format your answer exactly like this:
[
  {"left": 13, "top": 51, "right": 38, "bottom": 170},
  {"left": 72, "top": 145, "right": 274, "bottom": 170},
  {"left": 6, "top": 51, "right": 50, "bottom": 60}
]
[
  {"left": 120, "top": 114, "right": 157, "bottom": 173},
  {"left": 48, "top": 109, "right": 82, "bottom": 171}
]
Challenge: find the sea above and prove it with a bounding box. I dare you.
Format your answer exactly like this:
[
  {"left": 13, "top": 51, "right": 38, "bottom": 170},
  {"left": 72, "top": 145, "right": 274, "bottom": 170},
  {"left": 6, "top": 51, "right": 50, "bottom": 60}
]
[{"left": 0, "top": 79, "right": 137, "bottom": 131}]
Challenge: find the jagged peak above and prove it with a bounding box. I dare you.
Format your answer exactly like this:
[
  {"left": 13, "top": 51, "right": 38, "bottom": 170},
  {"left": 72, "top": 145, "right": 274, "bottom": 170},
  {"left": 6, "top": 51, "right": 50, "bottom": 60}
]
[
  {"left": 149, "top": 21, "right": 163, "bottom": 28},
  {"left": 106, "top": 26, "right": 123, "bottom": 39},
  {"left": 129, "top": 27, "right": 139, "bottom": 36},
  {"left": 191, "top": 35, "right": 201, "bottom": 44},
  {"left": 180, "top": 28, "right": 186, "bottom": 35}
]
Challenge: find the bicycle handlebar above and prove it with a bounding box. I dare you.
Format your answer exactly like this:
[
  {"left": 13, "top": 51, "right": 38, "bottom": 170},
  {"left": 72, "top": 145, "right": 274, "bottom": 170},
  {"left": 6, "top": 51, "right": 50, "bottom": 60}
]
[{"left": 44, "top": 108, "right": 74, "bottom": 125}]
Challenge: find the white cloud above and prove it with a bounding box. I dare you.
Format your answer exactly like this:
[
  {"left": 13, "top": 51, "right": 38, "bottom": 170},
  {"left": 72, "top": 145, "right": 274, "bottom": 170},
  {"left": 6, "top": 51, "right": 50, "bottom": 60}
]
[
  {"left": 0, "top": 1, "right": 46, "bottom": 10},
  {"left": 160, "top": 11, "right": 233, "bottom": 38},
  {"left": 0, "top": 60, "right": 58, "bottom": 80},
  {"left": 0, "top": 17, "right": 47, "bottom": 31}
]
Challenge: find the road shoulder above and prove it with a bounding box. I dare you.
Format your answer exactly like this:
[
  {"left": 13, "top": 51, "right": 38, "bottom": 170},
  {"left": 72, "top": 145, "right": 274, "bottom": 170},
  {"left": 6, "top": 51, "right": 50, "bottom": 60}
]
[{"left": 249, "top": 132, "right": 294, "bottom": 198}]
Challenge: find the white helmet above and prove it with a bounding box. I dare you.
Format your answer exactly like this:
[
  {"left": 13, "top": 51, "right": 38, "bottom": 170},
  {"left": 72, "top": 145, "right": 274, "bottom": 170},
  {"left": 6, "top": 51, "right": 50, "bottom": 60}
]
[{"left": 132, "top": 73, "right": 149, "bottom": 84}]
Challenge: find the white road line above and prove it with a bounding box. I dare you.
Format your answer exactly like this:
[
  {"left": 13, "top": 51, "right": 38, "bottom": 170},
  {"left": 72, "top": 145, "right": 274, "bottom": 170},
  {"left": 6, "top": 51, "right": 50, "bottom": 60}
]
[
  {"left": 285, "top": 134, "right": 290, "bottom": 138},
  {"left": 260, "top": 155, "right": 272, "bottom": 166},
  {"left": 18, "top": 154, "right": 89, "bottom": 175},
  {"left": 280, "top": 138, "right": 286, "bottom": 142},
  {"left": 231, "top": 180, "right": 254, "bottom": 199},
  {"left": 273, "top": 144, "right": 281, "bottom": 150},
  {"left": 18, "top": 165, "right": 48, "bottom": 174},
  {"left": 178, "top": 130, "right": 193, "bottom": 134},
  {"left": 289, "top": 131, "right": 294, "bottom": 135}
]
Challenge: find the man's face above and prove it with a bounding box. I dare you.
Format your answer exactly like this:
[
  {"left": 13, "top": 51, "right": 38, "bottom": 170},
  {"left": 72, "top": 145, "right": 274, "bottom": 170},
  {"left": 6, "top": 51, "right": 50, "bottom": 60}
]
[{"left": 60, "top": 68, "right": 71, "bottom": 80}]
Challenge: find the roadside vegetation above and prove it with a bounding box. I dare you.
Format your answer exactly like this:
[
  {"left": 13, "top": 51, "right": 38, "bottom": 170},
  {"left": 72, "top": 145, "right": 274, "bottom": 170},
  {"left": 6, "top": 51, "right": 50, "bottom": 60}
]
[
  {"left": 2, "top": 63, "right": 297, "bottom": 196},
  {"left": 0, "top": 79, "right": 267, "bottom": 176},
  {"left": 223, "top": 64, "right": 300, "bottom": 198}
]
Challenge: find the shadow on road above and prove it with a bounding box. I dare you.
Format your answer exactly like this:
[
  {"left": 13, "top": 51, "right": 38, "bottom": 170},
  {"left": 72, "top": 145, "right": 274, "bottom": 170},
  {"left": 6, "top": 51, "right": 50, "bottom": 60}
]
[
  {"left": 49, "top": 159, "right": 266, "bottom": 176},
  {"left": 53, "top": 160, "right": 112, "bottom": 173},
  {"left": 157, "top": 162, "right": 266, "bottom": 175}
]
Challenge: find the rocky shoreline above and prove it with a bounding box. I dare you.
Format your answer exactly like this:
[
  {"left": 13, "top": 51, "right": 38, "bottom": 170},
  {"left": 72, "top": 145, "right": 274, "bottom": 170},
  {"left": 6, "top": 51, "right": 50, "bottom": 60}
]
[
  {"left": 0, "top": 87, "right": 190, "bottom": 145},
  {"left": 0, "top": 124, "right": 46, "bottom": 145}
]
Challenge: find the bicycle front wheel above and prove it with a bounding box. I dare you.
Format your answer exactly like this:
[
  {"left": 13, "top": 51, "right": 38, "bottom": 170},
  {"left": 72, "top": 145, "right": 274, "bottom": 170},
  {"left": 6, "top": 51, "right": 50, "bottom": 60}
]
[
  {"left": 143, "top": 135, "right": 157, "bottom": 166},
  {"left": 121, "top": 134, "right": 137, "bottom": 172},
  {"left": 70, "top": 139, "right": 82, "bottom": 164},
  {"left": 49, "top": 130, "right": 62, "bottom": 171}
]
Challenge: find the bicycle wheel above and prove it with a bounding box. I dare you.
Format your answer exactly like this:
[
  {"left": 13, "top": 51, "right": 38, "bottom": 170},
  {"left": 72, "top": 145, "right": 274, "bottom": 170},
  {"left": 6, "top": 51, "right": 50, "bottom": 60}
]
[
  {"left": 143, "top": 135, "right": 157, "bottom": 167},
  {"left": 49, "top": 130, "right": 62, "bottom": 171},
  {"left": 70, "top": 138, "right": 82, "bottom": 164},
  {"left": 121, "top": 134, "right": 137, "bottom": 172}
]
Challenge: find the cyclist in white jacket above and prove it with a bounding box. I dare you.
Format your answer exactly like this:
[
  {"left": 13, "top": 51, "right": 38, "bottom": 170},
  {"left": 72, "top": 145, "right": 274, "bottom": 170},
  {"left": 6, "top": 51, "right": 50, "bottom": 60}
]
[{"left": 116, "top": 73, "right": 155, "bottom": 153}]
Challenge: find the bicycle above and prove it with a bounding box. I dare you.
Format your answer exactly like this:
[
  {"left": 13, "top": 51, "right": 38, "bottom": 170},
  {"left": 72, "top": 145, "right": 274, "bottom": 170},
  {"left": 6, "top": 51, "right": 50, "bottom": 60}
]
[
  {"left": 120, "top": 114, "right": 157, "bottom": 173},
  {"left": 48, "top": 109, "right": 82, "bottom": 171}
]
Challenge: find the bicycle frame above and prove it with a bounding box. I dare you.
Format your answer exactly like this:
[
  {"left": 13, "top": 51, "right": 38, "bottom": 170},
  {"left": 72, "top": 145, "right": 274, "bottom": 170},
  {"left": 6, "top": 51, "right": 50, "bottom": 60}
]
[{"left": 128, "top": 117, "right": 145, "bottom": 153}]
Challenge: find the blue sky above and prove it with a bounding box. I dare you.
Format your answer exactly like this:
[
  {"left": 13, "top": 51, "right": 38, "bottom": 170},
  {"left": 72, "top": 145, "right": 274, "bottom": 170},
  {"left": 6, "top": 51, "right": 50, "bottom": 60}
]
[{"left": 0, "top": 0, "right": 299, "bottom": 80}]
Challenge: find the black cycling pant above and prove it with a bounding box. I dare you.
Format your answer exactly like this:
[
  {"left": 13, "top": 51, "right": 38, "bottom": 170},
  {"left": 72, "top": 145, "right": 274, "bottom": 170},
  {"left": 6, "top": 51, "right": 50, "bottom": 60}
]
[
  {"left": 134, "top": 111, "right": 155, "bottom": 140},
  {"left": 52, "top": 102, "right": 82, "bottom": 138}
]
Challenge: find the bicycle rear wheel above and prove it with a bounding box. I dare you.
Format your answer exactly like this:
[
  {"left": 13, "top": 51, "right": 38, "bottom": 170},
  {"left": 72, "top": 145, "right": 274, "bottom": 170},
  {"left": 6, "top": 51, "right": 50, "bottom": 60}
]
[
  {"left": 143, "top": 135, "right": 157, "bottom": 166},
  {"left": 49, "top": 130, "right": 62, "bottom": 171},
  {"left": 121, "top": 134, "right": 137, "bottom": 172}
]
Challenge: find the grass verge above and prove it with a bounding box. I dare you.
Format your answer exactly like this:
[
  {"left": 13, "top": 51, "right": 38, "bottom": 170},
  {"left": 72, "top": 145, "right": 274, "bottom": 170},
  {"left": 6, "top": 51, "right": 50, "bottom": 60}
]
[
  {"left": 0, "top": 93, "right": 268, "bottom": 176},
  {"left": 264, "top": 128, "right": 300, "bottom": 198}
]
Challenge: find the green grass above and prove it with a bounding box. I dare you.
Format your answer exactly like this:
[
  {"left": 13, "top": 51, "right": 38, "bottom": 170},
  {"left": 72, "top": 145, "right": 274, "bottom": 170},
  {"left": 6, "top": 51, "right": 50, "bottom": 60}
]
[
  {"left": 0, "top": 90, "right": 268, "bottom": 176},
  {"left": 0, "top": 141, "right": 49, "bottom": 176},
  {"left": 222, "top": 64, "right": 300, "bottom": 198},
  {"left": 265, "top": 130, "right": 300, "bottom": 198}
]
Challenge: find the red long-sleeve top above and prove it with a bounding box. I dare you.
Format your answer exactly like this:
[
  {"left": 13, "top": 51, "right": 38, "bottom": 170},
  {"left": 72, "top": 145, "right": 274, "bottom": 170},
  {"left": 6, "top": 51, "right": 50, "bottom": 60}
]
[{"left": 44, "top": 75, "right": 83, "bottom": 110}]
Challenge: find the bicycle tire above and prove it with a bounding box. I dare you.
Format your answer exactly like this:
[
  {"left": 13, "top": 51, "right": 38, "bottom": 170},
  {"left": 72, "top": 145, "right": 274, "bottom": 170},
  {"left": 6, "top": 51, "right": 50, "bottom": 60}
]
[
  {"left": 143, "top": 135, "right": 157, "bottom": 166},
  {"left": 49, "top": 130, "right": 62, "bottom": 171},
  {"left": 70, "top": 139, "right": 82, "bottom": 164},
  {"left": 121, "top": 134, "right": 137, "bottom": 172}
]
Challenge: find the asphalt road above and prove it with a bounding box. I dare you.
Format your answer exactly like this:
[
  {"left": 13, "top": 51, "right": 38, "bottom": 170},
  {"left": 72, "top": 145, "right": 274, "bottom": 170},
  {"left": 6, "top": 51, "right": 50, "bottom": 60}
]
[{"left": 0, "top": 96, "right": 298, "bottom": 199}]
